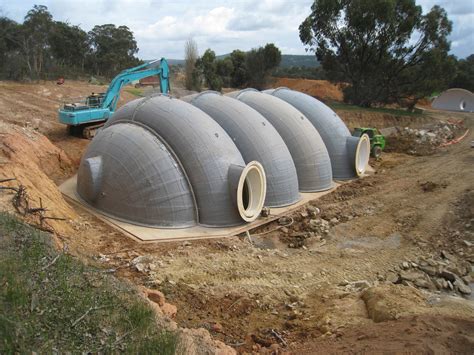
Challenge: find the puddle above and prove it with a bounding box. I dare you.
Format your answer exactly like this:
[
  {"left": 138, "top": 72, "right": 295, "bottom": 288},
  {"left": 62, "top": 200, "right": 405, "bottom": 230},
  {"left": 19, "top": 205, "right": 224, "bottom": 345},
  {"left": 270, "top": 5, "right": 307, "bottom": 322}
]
[{"left": 337, "top": 233, "right": 402, "bottom": 250}]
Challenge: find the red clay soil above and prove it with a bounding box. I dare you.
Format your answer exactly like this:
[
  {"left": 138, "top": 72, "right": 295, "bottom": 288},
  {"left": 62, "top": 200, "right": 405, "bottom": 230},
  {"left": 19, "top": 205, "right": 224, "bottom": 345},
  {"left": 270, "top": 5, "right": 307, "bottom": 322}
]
[{"left": 271, "top": 78, "right": 343, "bottom": 102}]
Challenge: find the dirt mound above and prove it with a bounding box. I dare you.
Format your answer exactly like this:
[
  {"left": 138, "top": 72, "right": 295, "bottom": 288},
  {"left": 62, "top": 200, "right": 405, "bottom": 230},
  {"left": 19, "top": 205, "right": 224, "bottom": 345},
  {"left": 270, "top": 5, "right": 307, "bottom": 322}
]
[
  {"left": 385, "top": 121, "right": 466, "bottom": 156},
  {"left": 271, "top": 78, "right": 343, "bottom": 101},
  {"left": 0, "top": 122, "right": 76, "bottom": 234},
  {"left": 337, "top": 110, "right": 436, "bottom": 130}
]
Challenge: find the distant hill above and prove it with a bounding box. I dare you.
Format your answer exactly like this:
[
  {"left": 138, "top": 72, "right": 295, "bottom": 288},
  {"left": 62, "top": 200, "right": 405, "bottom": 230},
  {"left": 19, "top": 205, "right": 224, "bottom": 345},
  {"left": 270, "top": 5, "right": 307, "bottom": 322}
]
[
  {"left": 280, "top": 55, "right": 319, "bottom": 68},
  {"left": 167, "top": 59, "right": 185, "bottom": 66},
  {"left": 166, "top": 54, "right": 319, "bottom": 68}
]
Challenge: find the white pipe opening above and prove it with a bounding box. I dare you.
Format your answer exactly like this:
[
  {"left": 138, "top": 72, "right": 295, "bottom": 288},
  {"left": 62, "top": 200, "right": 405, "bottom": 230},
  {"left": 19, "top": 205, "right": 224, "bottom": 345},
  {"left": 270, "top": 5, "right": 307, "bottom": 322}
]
[
  {"left": 236, "top": 161, "right": 266, "bottom": 222},
  {"left": 355, "top": 134, "right": 371, "bottom": 176}
]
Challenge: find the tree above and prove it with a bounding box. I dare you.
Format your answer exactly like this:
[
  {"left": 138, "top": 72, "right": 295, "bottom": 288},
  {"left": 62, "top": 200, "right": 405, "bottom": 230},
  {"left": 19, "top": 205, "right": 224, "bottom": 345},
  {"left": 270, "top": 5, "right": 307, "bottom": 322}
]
[
  {"left": 22, "top": 5, "right": 54, "bottom": 77},
  {"left": 300, "top": 0, "right": 453, "bottom": 107},
  {"left": 229, "top": 50, "right": 247, "bottom": 87},
  {"left": 196, "top": 49, "right": 222, "bottom": 91},
  {"left": 0, "top": 16, "right": 23, "bottom": 78},
  {"left": 245, "top": 43, "right": 281, "bottom": 89},
  {"left": 87, "top": 24, "right": 139, "bottom": 77},
  {"left": 450, "top": 54, "right": 474, "bottom": 92},
  {"left": 216, "top": 57, "right": 233, "bottom": 87},
  {"left": 49, "top": 21, "right": 88, "bottom": 70},
  {"left": 184, "top": 37, "right": 200, "bottom": 91}
]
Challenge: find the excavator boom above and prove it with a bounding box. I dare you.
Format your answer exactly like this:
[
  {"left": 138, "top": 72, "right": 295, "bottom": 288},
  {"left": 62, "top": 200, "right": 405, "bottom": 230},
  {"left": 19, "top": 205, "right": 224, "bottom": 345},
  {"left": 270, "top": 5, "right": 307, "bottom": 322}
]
[{"left": 58, "top": 58, "right": 170, "bottom": 138}]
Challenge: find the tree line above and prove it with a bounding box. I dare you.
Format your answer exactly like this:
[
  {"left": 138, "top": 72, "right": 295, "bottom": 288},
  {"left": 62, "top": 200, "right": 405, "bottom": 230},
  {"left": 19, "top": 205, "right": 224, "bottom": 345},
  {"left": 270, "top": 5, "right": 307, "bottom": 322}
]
[
  {"left": 0, "top": 5, "right": 140, "bottom": 80},
  {"left": 299, "top": 0, "right": 474, "bottom": 108},
  {"left": 185, "top": 40, "right": 282, "bottom": 91}
]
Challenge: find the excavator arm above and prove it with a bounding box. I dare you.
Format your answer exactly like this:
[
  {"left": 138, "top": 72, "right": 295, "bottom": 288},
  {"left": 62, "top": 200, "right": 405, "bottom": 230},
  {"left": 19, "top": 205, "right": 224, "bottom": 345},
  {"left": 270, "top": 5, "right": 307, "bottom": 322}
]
[
  {"left": 102, "top": 58, "right": 170, "bottom": 111},
  {"left": 59, "top": 57, "right": 170, "bottom": 138}
]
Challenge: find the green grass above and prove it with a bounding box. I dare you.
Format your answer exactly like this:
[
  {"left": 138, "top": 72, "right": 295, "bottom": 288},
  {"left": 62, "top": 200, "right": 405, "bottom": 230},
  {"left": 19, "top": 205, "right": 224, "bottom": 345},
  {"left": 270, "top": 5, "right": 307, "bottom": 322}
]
[
  {"left": 0, "top": 212, "right": 179, "bottom": 354},
  {"left": 327, "top": 101, "right": 424, "bottom": 117},
  {"left": 125, "top": 87, "right": 145, "bottom": 97}
]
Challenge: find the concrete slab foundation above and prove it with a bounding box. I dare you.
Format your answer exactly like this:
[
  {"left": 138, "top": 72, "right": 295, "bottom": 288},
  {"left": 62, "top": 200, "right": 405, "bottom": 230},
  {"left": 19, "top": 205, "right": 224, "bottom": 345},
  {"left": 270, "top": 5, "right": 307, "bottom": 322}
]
[{"left": 60, "top": 175, "right": 344, "bottom": 243}]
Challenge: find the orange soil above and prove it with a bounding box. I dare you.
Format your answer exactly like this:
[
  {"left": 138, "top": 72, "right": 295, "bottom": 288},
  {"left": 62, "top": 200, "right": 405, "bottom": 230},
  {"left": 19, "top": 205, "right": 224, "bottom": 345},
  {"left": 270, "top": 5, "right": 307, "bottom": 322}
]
[{"left": 271, "top": 78, "right": 344, "bottom": 101}]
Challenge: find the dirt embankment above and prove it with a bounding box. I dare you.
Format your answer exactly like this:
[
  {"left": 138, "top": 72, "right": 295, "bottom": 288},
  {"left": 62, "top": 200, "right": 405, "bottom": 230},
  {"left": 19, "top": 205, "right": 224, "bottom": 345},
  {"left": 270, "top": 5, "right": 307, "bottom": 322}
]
[
  {"left": 271, "top": 77, "right": 343, "bottom": 102},
  {"left": 0, "top": 122, "right": 76, "bottom": 235}
]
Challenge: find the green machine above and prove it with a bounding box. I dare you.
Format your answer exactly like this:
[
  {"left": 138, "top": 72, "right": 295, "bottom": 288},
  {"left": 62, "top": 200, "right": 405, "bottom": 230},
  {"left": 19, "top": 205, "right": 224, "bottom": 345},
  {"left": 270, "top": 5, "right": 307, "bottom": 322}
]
[{"left": 352, "top": 127, "right": 386, "bottom": 158}]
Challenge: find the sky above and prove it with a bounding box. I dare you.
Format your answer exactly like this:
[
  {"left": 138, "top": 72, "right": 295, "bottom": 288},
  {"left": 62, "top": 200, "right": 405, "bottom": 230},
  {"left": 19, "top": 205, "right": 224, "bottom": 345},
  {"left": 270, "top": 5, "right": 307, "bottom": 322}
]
[{"left": 1, "top": 0, "right": 473, "bottom": 59}]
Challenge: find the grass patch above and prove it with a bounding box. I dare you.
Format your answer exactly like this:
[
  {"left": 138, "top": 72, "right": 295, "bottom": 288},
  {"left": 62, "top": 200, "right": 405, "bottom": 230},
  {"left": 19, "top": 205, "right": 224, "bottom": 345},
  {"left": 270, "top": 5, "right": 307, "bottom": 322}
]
[
  {"left": 125, "top": 87, "right": 145, "bottom": 97},
  {"left": 328, "top": 101, "right": 423, "bottom": 117},
  {"left": 0, "top": 212, "right": 179, "bottom": 354}
]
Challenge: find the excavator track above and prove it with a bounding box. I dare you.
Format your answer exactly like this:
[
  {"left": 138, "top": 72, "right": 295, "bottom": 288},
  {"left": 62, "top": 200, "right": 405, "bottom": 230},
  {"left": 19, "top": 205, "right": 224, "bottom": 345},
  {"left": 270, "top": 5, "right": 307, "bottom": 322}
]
[
  {"left": 83, "top": 122, "right": 106, "bottom": 139},
  {"left": 68, "top": 121, "right": 106, "bottom": 139}
]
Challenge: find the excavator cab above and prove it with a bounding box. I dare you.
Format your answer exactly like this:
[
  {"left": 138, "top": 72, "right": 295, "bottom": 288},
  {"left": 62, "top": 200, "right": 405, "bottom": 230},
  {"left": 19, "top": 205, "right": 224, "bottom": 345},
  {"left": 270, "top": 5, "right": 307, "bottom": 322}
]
[{"left": 85, "top": 93, "right": 105, "bottom": 108}]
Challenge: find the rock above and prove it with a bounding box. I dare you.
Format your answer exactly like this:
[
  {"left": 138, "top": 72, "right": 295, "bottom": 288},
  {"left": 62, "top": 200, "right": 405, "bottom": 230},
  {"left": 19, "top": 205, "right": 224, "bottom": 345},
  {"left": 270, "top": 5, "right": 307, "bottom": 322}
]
[
  {"left": 419, "top": 265, "right": 437, "bottom": 276},
  {"left": 401, "top": 262, "right": 410, "bottom": 269},
  {"left": 330, "top": 217, "right": 339, "bottom": 224},
  {"left": 432, "top": 278, "right": 443, "bottom": 290},
  {"left": 441, "top": 250, "right": 456, "bottom": 261},
  {"left": 413, "top": 278, "right": 433, "bottom": 289},
  {"left": 399, "top": 270, "right": 425, "bottom": 282},
  {"left": 300, "top": 211, "right": 309, "bottom": 218},
  {"left": 261, "top": 207, "right": 271, "bottom": 217},
  {"left": 463, "top": 240, "right": 473, "bottom": 247},
  {"left": 147, "top": 289, "right": 166, "bottom": 306},
  {"left": 269, "top": 343, "right": 280, "bottom": 352},
  {"left": 353, "top": 280, "right": 371, "bottom": 290},
  {"left": 135, "top": 263, "right": 146, "bottom": 272},
  {"left": 385, "top": 271, "right": 399, "bottom": 284},
  {"left": 307, "top": 205, "right": 320, "bottom": 215},
  {"left": 161, "top": 302, "right": 177, "bottom": 318},
  {"left": 440, "top": 270, "right": 457, "bottom": 282},
  {"left": 211, "top": 322, "right": 224, "bottom": 333},
  {"left": 278, "top": 217, "right": 291, "bottom": 225},
  {"left": 447, "top": 280, "right": 454, "bottom": 290},
  {"left": 454, "top": 279, "right": 472, "bottom": 295},
  {"left": 446, "top": 265, "right": 467, "bottom": 277},
  {"left": 280, "top": 227, "right": 289, "bottom": 233},
  {"left": 427, "top": 259, "right": 438, "bottom": 267}
]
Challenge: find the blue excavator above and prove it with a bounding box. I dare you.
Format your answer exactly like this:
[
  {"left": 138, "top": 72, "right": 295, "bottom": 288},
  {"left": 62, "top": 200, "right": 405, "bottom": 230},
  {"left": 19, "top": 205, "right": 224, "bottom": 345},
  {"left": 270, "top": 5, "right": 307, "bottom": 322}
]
[{"left": 58, "top": 58, "right": 170, "bottom": 138}]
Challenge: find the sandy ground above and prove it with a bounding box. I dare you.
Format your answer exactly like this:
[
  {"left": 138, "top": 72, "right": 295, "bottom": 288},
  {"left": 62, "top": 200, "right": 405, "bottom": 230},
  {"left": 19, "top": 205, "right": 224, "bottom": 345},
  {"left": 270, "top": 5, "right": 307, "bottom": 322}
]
[{"left": 0, "top": 80, "right": 473, "bottom": 354}]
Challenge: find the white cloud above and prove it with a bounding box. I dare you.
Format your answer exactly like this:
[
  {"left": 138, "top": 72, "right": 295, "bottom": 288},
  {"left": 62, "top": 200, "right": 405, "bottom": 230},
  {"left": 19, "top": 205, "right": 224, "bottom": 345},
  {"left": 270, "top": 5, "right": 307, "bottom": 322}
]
[{"left": 1, "top": 0, "right": 472, "bottom": 59}]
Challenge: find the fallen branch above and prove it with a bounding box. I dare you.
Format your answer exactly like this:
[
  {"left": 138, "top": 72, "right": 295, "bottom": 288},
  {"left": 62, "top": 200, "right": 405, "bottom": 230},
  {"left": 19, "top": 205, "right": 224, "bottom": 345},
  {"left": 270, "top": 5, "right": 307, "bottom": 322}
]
[
  {"left": 0, "top": 178, "right": 16, "bottom": 184},
  {"left": 227, "top": 297, "right": 242, "bottom": 311},
  {"left": 71, "top": 305, "right": 108, "bottom": 328},
  {"left": 271, "top": 329, "right": 288, "bottom": 347},
  {"left": 0, "top": 186, "right": 19, "bottom": 192},
  {"left": 41, "top": 254, "right": 61, "bottom": 271}
]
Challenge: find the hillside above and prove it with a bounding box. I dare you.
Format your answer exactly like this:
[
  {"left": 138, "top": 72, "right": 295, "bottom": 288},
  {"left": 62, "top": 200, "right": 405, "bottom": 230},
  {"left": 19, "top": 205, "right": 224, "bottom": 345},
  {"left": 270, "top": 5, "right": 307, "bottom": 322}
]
[{"left": 280, "top": 54, "right": 319, "bottom": 67}]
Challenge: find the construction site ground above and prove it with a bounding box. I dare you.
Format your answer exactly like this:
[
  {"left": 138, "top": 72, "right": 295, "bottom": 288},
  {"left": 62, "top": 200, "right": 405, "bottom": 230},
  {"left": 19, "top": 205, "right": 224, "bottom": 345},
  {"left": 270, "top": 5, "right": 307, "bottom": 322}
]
[{"left": 0, "top": 80, "right": 473, "bottom": 354}]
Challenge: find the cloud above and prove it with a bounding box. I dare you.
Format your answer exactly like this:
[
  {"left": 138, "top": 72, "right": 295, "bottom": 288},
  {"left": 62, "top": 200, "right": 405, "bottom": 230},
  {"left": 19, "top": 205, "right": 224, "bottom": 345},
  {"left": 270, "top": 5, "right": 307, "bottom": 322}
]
[
  {"left": 2, "top": 0, "right": 472, "bottom": 59},
  {"left": 135, "top": 7, "right": 235, "bottom": 41},
  {"left": 227, "top": 15, "right": 278, "bottom": 31}
]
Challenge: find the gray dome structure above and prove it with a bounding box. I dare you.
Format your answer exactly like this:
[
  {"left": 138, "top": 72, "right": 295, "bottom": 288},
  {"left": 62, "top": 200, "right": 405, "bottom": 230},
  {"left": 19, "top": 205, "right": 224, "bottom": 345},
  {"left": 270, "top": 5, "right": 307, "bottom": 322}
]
[
  {"left": 76, "top": 88, "right": 370, "bottom": 229},
  {"left": 265, "top": 88, "right": 370, "bottom": 180},
  {"left": 182, "top": 91, "right": 300, "bottom": 207},
  {"left": 77, "top": 122, "right": 196, "bottom": 227},
  {"left": 78, "top": 95, "right": 267, "bottom": 228},
  {"left": 228, "top": 89, "right": 333, "bottom": 192}
]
